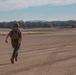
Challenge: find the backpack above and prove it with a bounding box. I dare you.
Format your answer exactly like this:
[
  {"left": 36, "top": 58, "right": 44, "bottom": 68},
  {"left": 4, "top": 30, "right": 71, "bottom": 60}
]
[{"left": 9, "top": 28, "right": 21, "bottom": 40}]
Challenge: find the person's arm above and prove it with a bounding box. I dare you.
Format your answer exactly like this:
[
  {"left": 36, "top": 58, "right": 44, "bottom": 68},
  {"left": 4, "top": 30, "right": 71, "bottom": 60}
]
[
  {"left": 19, "top": 32, "right": 22, "bottom": 43},
  {"left": 5, "top": 33, "right": 10, "bottom": 43},
  {"left": 19, "top": 37, "right": 22, "bottom": 44}
]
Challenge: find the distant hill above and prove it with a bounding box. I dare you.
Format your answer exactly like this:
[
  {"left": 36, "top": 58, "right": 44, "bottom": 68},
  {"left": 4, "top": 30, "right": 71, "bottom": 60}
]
[{"left": 28, "top": 20, "right": 48, "bottom": 22}]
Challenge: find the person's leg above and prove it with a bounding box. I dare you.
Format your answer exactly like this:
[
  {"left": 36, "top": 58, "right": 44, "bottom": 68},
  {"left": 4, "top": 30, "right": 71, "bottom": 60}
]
[
  {"left": 15, "top": 43, "right": 20, "bottom": 61},
  {"left": 15, "top": 51, "right": 18, "bottom": 61},
  {"left": 11, "top": 40, "right": 17, "bottom": 64},
  {"left": 11, "top": 40, "right": 20, "bottom": 64},
  {"left": 11, "top": 45, "right": 18, "bottom": 63},
  {"left": 10, "top": 40, "right": 15, "bottom": 64},
  {"left": 12, "top": 48, "right": 16, "bottom": 59},
  {"left": 10, "top": 48, "right": 16, "bottom": 64}
]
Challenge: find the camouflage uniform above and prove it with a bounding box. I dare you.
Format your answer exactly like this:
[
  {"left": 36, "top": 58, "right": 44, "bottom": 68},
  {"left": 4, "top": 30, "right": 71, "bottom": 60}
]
[
  {"left": 9, "top": 27, "right": 22, "bottom": 61},
  {"left": 6, "top": 23, "right": 22, "bottom": 64}
]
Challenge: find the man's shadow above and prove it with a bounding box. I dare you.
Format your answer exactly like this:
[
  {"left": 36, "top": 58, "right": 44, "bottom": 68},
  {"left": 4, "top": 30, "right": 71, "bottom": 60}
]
[{"left": 0, "top": 63, "right": 11, "bottom": 66}]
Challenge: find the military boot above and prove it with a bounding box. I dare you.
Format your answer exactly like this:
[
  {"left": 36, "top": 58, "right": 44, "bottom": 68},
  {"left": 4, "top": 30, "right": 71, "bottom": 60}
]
[
  {"left": 10, "top": 58, "right": 14, "bottom": 64},
  {"left": 15, "top": 57, "right": 17, "bottom": 61}
]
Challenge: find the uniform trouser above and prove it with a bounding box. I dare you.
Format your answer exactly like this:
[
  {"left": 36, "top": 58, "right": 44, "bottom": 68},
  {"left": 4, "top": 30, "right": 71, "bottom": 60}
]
[{"left": 11, "top": 39, "right": 20, "bottom": 59}]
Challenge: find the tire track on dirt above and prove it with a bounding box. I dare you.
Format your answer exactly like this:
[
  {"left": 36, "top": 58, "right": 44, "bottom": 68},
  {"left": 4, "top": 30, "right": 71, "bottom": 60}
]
[
  {"left": 34, "top": 47, "right": 76, "bottom": 75},
  {"left": 1, "top": 43, "right": 72, "bottom": 75},
  {"left": 0, "top": 38, "right": 76, "bottom": 56},
  {"left": 1, "top": 34, "right": 76, "bottom": 75},
  {"left": 0, "top": 37, "right": 76, "bottom": 53}
]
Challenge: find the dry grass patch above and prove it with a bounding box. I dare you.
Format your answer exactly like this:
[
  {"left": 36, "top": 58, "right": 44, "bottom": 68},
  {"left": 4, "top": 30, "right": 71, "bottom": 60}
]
[
  {"left": 0, "top": 31, "right": 49, "bottom": 36},
  {"left": 0, "top": 32, "right": 9, "bottom": 36}
]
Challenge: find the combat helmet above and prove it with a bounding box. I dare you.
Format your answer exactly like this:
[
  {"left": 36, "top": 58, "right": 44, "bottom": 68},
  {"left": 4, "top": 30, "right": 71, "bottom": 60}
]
[{"left": 14, "top": 23, "right": 19, "bottom": 27}]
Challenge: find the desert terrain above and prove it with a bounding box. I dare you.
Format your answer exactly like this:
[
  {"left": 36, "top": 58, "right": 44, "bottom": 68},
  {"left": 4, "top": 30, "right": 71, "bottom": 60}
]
[{"left": 0, "top": 28, "right": 76, "bottom": 75}]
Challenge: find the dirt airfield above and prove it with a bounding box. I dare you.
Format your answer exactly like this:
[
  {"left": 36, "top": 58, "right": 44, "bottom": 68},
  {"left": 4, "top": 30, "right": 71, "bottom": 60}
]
[{"left": 0, "top": 28, "right": 76, "bottom": 75}]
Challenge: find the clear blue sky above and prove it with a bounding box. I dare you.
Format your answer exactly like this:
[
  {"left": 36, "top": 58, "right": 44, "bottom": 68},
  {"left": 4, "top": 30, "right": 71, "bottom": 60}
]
[{"left": 0, "top": 0, "right": 76, "bottom": 22}]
